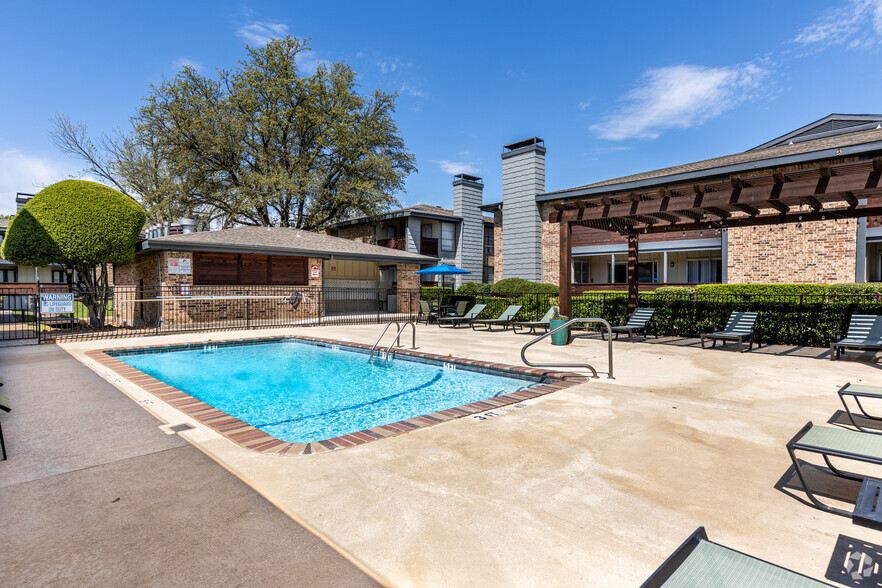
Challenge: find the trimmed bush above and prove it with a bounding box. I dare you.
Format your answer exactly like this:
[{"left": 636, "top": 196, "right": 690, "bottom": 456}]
[
  {"left": 455, "top": 282, "right": 492, "bottom": 296},
  {"left": 695, "top": 283, "right": 829, "bottom": 297},
  {"left": 490, "top": 277, "right": 558, "bottom": 295}
]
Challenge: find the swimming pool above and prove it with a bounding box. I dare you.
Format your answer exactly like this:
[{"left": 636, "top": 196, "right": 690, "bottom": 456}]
[{"left": 111, "top": 338, "right": 547, "bottom": 444}]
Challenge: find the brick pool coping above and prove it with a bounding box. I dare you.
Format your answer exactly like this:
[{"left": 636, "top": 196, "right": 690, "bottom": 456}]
[{"left": 86, "top": 335, "right": 589, "bottom": 456}]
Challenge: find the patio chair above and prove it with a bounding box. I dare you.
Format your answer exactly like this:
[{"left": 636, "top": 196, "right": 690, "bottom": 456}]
[
  {"left": 0, "top": 380, "right": 8, "bottom": 461},
  {"left": 512, "top": 306, "right": 559, "bottom": 335},
  {"left": 700, "top": 311, "right": 758, "bottom": 352},
  {"left": 787, "top": 421, "right": 882, "bottom": 527},
  {"left": 438, "top": 304, "right": 487, "bottom": 328},
  {"left": 838, "top": 382, "right": 882, "bottom": 433},
  {"left": 471, "top": 305, "right": 522, "bottom": 332},
  {"left": 444, "top": 300, "right": 469, "bottom": 318},
  {"left": 640, "top": 527, "right": 829, "bottom": 588},
  {"left": 605, "top": 307, "right": 656, "bottom": 342},
  {"left": 417, "top": 300, "right": 441, "bottom": 325},
  {"left": 831, "top": 315, "right": 882, "bottom": 361}
]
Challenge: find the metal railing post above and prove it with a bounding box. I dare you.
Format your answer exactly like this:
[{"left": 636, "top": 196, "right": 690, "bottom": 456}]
[{"left": 520, "top": 317, "right": 614, "bottom": 379}]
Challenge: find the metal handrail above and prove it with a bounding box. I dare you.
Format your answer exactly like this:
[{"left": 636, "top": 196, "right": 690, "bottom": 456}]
[
  {"left": 520, "top": 317, "right": 614, "bottom": 379},
  {"left": 385, "top": 321, "right": 416, "bottom": 357},
  {"left": 370, "top": 320, "right": 401, "bottom": 360}
]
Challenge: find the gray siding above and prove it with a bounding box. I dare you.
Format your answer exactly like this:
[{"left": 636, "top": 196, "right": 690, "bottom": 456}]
[
  {"left": 453, "top": 179, "right": 485, "bottom": 283},
  {"left": 502, "top": 147, "right": 545, "bottom": 282}
]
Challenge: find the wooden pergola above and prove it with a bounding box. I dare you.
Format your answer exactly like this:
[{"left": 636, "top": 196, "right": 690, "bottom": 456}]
[{"left": 550, "top": 157, "right": 882, "bottom": 317}]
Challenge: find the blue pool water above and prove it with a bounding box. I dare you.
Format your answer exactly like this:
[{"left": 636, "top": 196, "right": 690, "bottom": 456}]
[{"left": 114, "top": 339, "right": 538, "bottom": 443}]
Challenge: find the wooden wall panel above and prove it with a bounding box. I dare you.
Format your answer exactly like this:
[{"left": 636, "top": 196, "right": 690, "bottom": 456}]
[
  {"left": 239, "top": 254, "right": 269, "bottom": 285},
  {"left": 193, "top": 252, "right": 238, "bottom": 285},
  {"left": 270, "top": 256, "right": 307, "bottom": 285},
  {"left": 193, "top": 252, "right": 308, "bottom": 285}
]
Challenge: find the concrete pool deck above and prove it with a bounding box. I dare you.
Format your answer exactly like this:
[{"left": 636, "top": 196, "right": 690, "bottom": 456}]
[{"left": 17, "top": 325, "right": 882, "bottom": 585}]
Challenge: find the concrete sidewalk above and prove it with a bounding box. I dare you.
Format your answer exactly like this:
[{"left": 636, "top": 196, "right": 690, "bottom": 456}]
[{"left": 0, "top": 344, "right": 379, "bottom": 587}]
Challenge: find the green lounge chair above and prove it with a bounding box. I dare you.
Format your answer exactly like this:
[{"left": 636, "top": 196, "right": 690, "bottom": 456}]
[
  {"left": 471, "top": 304, "right": 522, "bottom": 332},
  {"left": 443, "top": 300, "right": 469, "bottom": 318},
  {"left": 438, "top": 304, "right": 486, "bottom": 328},
  {"left": 831, "top": 315, "right": 882, "bottom": 361},
  {"left": 512, "top": 306, "right": 559, "bottom": 335},
  {"left": 838, "top": 382, "right": 882, "bottom": 432},
  {"left": 787, "top": 422, "right": 882, "bottom": 526},
  {"left": 641, "top": 527, "right": 830, "bottom": 587},
  {"left": 700, "top": 311, "right": 758, "bottom": 352},
  {"left": 606, "top": 307, "right": 656, "bottom": 342},
  {"left": 417, "top": 300, "right": 441, "bottom": 325}
]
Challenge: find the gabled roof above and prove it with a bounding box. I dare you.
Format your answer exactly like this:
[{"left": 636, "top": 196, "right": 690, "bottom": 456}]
[
  {"left": 539, "top": 121, "right": 882, "bottom": 201},
  {"left": 140, "top": 226, "right": 437, "bottom": 264},
  {"left": 751, "top": 114, "right": 882, "bottom": 150},
  {"left": 330, "top": 204, "right": 461, "bottom": 228}
]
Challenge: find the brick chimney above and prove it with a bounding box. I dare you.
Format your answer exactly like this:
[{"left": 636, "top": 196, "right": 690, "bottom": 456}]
[
  {"left": 501, "top": 138, "right": 545, "bottom": 282},
  {"left": 453, "top": 174, "right": 484, "bottom": 284}
]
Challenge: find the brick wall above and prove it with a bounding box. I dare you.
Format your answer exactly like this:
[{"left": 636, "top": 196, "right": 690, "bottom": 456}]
[
  {"left": 334, "top": 224, "right": 375, "bottom": 244},
  {"left": 727, "top": 215, "right": 857, "bottom": 283},
  {"left": 493, "top": 210, "right": 503, "bottom": 282},
  {"left": 540, "top": 202, "right": 560, "bottom": 287}
]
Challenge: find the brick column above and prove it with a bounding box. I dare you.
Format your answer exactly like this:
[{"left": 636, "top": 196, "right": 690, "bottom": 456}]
[{"left": 397, "top": 263, "right": 421, "bottom": 314}]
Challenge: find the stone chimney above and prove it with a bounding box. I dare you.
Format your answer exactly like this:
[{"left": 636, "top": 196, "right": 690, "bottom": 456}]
[
  {"left": 501, "top": 138, "right": 545, "bottom": 282},
  {"left": 453, "top": 174, "right": 484, "bottom": 284}
]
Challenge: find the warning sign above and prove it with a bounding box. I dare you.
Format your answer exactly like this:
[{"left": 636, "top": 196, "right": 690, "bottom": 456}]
[
  {"left": 310, "top": 264, "right": 321, "bottom": 278},
  {"left": 167, "top": 257, "right": 191, "bottom": 275}
]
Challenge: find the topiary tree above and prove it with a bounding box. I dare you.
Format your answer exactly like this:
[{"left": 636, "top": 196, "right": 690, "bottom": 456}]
[{"left": 0, "top": 180, "right": 145, "bottom": 327}]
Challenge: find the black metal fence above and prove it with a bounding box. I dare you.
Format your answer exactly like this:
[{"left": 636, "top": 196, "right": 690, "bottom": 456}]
[
  {"left": 0, "top": 285, "right": 423, "bottom": 343},
  {"left": 5, "top": 285, "right": 882, "bottom": 347}
]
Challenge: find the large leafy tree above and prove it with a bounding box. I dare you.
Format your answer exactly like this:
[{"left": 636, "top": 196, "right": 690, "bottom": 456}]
[
  {"left": 51, "top": 37, "right": 416, "bottom": 230},
  {"left": 0, "top": 180, "right": 146, "bottom": 327}
]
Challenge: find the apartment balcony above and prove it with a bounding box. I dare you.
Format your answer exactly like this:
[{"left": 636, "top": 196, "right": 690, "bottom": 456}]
[
  {"left": 420, "top": 237, "right": 438, "bottom": 256},
  {"left": 377, "top": 237, "right": 406, "bottom": 251}
]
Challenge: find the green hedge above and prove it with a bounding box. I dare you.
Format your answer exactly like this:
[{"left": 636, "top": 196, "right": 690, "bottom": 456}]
[
  {"left": 455, "top": 282, "right": 492, "bottom": 296},
  {"left": 490, "top": 277, "right": 558, "bottom": 295}
]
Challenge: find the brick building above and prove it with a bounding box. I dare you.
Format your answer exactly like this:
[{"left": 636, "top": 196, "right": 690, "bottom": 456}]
[
  {"left": 113, "top": 226, "right": 433, "bottom": 327},
  {"left": 481, "top": 115, "right": 882, "bottom": 289},
  {"left": 326, "top": 175, "right": 496, "bottom": 285}
]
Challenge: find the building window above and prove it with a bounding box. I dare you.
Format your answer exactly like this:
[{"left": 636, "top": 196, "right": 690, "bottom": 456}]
[
  {"left": 573, "top": 261, "right": 590, "bottom": 283},
  {"left": 687, "top": 259, "right": 722, "bottom": 283},
  {"left": 0, "top": 268, "right": 17, "bottom": 283},
  {"left": 483, "top": 266, "right": 494, "bottom": 283},
  {"left": 51, "top": 270, "right": 67, "bottom": 283},
  {"left": 484, "top": 231, "right": 494, "bottom": 255},
  {"left": 441, "top": 222, "right": 455, "bottom": 253},
  {"left": 608, "top": 261, "right": 657, "bottom": 283},
  {"left": 386, "top": 226, "right": 396, "bottom": 239},
  {"left": 421, "top": 224, "right": 432, "bottom": 238}
]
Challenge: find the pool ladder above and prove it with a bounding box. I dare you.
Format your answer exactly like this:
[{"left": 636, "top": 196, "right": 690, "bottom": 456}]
[
  {"left": 369, "top": 320, "right": 416, "bottom": 361},
  {"left": 520, "top": 317, "right": 614, "bottom": 379}
]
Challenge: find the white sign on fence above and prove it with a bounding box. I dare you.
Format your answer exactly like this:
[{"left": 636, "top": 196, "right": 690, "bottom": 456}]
[
  {"left": 40, "top": 292, "right": 74, "bottom": 313},
  {"left": 167, "top": 257, "right": 191, "bottom": 275}
]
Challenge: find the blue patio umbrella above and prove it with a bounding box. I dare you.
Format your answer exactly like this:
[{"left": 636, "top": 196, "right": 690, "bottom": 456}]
[{"left": 414, "top": 264, "right": 471, "bottom": 295}]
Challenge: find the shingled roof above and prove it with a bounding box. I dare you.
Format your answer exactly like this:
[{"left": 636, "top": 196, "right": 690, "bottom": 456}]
[
  {"left": 540, "top": 121, "right": 882, "bottom": 201},
  {"left": 140, "top": 226, "right": 437, "bottom": 264},
  {"left": 330, "top": 204, "right": 460, "bottom": 228}
]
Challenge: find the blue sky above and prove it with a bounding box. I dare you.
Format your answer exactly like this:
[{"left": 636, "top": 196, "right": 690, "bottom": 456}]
[{"left": 1, "top": 0, "right": 881, "bottom": 215}]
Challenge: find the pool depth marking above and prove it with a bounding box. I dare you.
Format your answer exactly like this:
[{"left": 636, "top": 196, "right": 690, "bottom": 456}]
[{"left": 87, "top": 335, "right": 588, "bottom": 456}]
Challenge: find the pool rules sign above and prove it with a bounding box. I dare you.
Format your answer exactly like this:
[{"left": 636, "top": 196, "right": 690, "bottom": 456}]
[
  {"left": 167, "top": 257, "right": 191, "bottom": 275},
  {"left": 40, "top": 292, "right": 74, "bottom": 313}
]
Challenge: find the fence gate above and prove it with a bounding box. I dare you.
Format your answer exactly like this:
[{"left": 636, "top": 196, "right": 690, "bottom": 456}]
[{"left": 0, "top": 289, "right": 41, "bottom": 343}]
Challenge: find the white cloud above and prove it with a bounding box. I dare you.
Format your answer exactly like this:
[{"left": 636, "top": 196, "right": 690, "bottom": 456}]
[
  {"left": 435, "top": 160, "right": 479, "bottom": 175},
  {"left": 577, "top": 101, "right": 591, "bottom": 110},
  {"left": 237, "top": 20, "right": 289, "bottom": 46},
  {"left": 377, "top": 57, "right": 411, "bottom": 74},
  {"left": 0, "top": 149, "right": 81, "bottom": 215},
  {"left": 398, "top": 83, "right": 426, "bottom": 98},
  {"left": 591, "top": 63, "right": 770, "bottom": 140},
  {"left": 173, "top": 57, "right": 203, "bottom": 71},
  {"left": 794, "top": 0, "right": 882, "bottom": 49}
]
